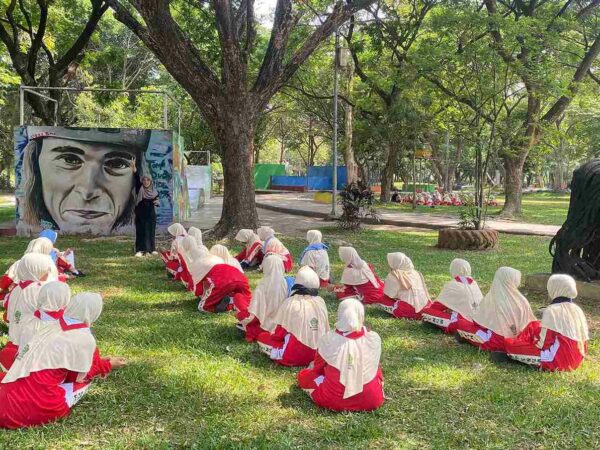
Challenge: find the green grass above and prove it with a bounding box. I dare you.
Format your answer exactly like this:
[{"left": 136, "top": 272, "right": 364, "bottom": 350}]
[
  {"left": 0, "top": 229, "right": 598, "bottom": 449},
  {"left": 0, "top": 194, "right": 15, "bottom": 224},
  {"left": 378, "top": 192, "right": 570, "bottom": 226}
]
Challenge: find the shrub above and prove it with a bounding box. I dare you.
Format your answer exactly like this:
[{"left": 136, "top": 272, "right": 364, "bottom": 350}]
[{"left": 338, "top": 181, "right": 380, "bottom": 230}]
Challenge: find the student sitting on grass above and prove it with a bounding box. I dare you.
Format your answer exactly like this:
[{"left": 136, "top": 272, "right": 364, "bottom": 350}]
[
  {"left": 187, "top": 226, "right": 209, "bottom": 255},
  {"left": 39, "top": 230, "right": 85, "bottom": 278},
  {"left": 177, "top": 236, "right": 202, "bottom": 291},
  {"left": 299, "top": 230, "right": 330, "bottom": 287},
  {"left": 454, "top": 267, "right": 537, "bottom": 353},
  {"left": 0, "top": 254, "right": 55, "bottom": 371},
  {"left": 377, "top": 252, "right": 431, "bottom": 320},
  {"left": 234, "top": 229, "right": 264, "bottom": 270},
  {"left": 243, "top": 256, "right": 289, "bottom": 342},
  {"left": 258, "top": 226, "right": 294, "bottom": 272},
  {"left": 502, "top": 274, "right": 589, "bottom": 372},
  {"left": 298, "top": 297, "right": 384, "bottom": 412},
  {"left": 333, "top": 247, "right": 384, "bottom": 305},
  {"left": 189, "top": 254, "right": 252, "bottom": 326},
  {"left": 159, "top": 223, "right": 187, "bottom": 279},
  {"left": 210, "top": 244, "right": 244, "bottom": 273},
  {"left": 257, "top": 266, "right": 329, "bottom": 367},
  {"left": 421, "top": 258, "right": 483, "bottom": 333},
  {"left": 0, "top": 292, "right": 126, "bottom": 429}
]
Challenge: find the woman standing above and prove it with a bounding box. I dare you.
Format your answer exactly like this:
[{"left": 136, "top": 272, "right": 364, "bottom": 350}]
[{"left": 134, "top": 175, "right": 159, "bottom": 257}]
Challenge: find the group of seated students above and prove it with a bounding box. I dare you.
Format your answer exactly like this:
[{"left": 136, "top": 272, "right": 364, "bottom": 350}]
[{"left": 0, "top": 234, "right": 126, "bottom": 429}]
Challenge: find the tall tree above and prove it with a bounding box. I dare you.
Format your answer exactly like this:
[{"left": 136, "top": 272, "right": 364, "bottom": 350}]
[
  {"left": 109, "top": 0, "right": 374, "bottom": 237},
  {"left": 0, "top": 0, "right": 109, "bottom": 124}
]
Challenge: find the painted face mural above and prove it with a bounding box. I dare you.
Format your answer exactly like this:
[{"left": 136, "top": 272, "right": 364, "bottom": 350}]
[{"left": 14, "top": 127, "right": 179, "bottom": 235}]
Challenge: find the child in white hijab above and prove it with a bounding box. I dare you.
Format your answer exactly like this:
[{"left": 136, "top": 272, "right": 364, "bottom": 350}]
[
  {"left": 333, "top": 247, "right": 383, "bottom": 305},
  {"left": 299, "top": 230, "right": 330, "bottom": 287},
  {"left": 378, "top": 252, "right": 431, "bottom": 319},
  {"left": 234, "top": 229, "right": 264, "bottom": 270},
  {"left": 455, "top": 267, "right": 536, "bottom": 352},
  {"left": 298, "top": 297, "right": 384, "bottom": 411},
  {"left": 160, "top": 223, "right": 187, "bottom": 279},
  {"left": 421, "top": 258, "right": 483, "bottom": 333},
  {"left": 258, "top": 226, "right": 294, "bottom": 272},
  {"left": 503, "top": 274, "right": 589, "bottom": 371}
]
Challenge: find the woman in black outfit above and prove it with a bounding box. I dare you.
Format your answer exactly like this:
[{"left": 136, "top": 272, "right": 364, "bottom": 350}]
[{"left": 134, "top": 175, "right": 159, "bottom": 256}]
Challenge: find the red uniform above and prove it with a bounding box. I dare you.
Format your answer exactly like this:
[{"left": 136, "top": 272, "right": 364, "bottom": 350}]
[
  {"left": 0, "top": 349, "right": 111, "bottom": 429},
  {"left": 420, "top": 301, "right": 464, "bottom": 333},
  {"left": 235, "top": 242, "right": 264, "bottom": 268},
  {"left": 334, "top": 265, "right": 384, "bottom": 305},
  {"left": 455, "top": 318, "right": 538, "bottom": 353},
  {"left": 297, "top": 330, "right": 385, "bottom": 412},
  {"left": 177, "top": 252, "right": 194, "bottom": 291},
  {"left": 0, "top": 342, "right": 18, "bottom": 372},
  {"left": 257, "top": 326, "right": 316, "bottom": 367},
  {"left": 196, "top": 264, "right": 251, "bottom": 321},
  {"left": 505, "top": 323, "right": 587, "bottom": 371}
]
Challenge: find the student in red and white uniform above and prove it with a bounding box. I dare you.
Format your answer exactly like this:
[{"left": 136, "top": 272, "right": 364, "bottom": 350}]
[
  {"left": 0, "top": 291, "right": 127, "bottom": 429},
  {"left": 502, "top": 274, "right": 589, "bottom": 371},
  {"left": 234, "top": 229, "right": 264, "bottom": 270},
  {"left": 176, "top": 236, "right": 202, "bottom": 291},
  {"left": 160, "top": 223, "right": 187, "bottom": 278},
  {"left": 454, "top": 267, "right": 536, "bottom": 352},
  {"left": 189, "top": 254, "right": 252, "bottom": 325},
  {"left": 298, "top": 297, "right": 384, "bottom": 412},
  {"left": 243, "top": 256, "right": 289, "bottom": 342},
  {"left": 421, "top": 258, "right": 483, "bottom": 333},
  {"left": 257, "top": 266, "right": 329, "bottom": 367},
  {"left": 377, "top": 252, "right": 431, "bottom": 319},
  {"left": 187, "top": 227, "right": 209, "bottom": 254},
  {"left": 258, "top": 226, "right": 293, "bottom": 272},
  {"left": 333, "top": 247, "right": 384, "bottom": 305},
  {"left": 210, "top": 244, "right": 244, "bottom": 273},
  {"left": 39, "top": 230, "right": 84, "bottom": 278},
  {"left": 299, "top": 230, "right": 330, "bottom": 288},
  {"left": 0, "top": 254, "right": 55, "bottom": 372}
]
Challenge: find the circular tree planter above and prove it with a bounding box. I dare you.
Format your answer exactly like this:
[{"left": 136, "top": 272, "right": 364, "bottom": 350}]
[{"left": 437, "top": 228, "right": 499, "bottom": 250}]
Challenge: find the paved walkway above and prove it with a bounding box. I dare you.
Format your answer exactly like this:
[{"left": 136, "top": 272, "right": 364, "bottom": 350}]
[{"left": 254, "top": 192, "right": 560, "bottom": 237}]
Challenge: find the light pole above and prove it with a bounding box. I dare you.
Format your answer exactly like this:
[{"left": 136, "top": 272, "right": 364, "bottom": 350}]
[{"left": 331, "top": 28, "right": 340, "bottom": 217}]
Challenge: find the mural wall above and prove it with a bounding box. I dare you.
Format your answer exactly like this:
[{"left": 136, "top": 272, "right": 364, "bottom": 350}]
[{"left": 14, "top": 126, "right": 176, "bottom": 236}]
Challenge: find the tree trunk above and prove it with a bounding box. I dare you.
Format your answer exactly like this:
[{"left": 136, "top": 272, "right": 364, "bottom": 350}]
[
  {"left": 343, "top": 102, "right": 358, "bottom": 184},
  {"left": 502, "top": 154, "right": 525, "bottom": 216},
  {"left": 211, "top": 115, "right": 259, "bottom": 237},
  {"left": 380, "top": 143, "right": 397, "bottom": 202}
]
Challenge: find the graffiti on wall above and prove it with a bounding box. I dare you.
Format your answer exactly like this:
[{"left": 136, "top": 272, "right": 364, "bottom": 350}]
[
  {"left": 172, "top": 132, "right": 189, "bottom": 222},
  {"left": 14, "top": 126, "right": 175, "bottom": 235}
]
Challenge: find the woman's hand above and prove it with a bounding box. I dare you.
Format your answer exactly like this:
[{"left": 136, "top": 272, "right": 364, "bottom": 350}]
[
  {"left": 129, "top": 158, "right": 137, "bottom": 173},
  {"left": 108, "top": 357, "right": 128, "bottom": 369}
]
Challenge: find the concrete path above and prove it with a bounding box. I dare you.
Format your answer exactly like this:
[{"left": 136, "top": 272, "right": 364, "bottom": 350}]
[{"left": 254, "top": 192, "right": 560, "bottom": 237}]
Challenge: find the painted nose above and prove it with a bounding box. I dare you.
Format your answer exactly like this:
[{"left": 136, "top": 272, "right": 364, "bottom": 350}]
[{"left": 74, "top": 167, "right": 104, "bottom": 201}]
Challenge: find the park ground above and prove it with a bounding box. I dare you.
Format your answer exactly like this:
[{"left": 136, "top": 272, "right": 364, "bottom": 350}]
[{"left": 0, "top": 226, "right": 598, "bottom": 449}]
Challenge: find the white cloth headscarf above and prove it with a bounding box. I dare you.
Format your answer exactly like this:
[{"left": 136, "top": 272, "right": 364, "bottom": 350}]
[
  {"left": 190, "top": 255, "right": 224, "bottom": 285},
  {"left": 473, "top": 267, "right": 536, "bottom": 337},
  {"left": 383, "top": 252, "right": 430, "bottom": 312},
  {"left": 273, "top": 266, "right": 329, "bottom": 349},
  {"left": 168, "top": 223, "right": 187, "bottom": 237},
  {"left": 7, "top": 254, "right": 54, "bottom": 345},
  {"left": 235, "top": 229, "right": 261, "bottom": 247},
  {"left": 187, "top": 227, "right": 206, "bottom": 247},
  {"left": 318, "top": 298, "right": 381, "bottom": 398},
  {"left": 25, "top": 237, "right": 53, "bottom": 255},
  {"left": 435, "top": 259, "right": 483, "bottom": 320},
  {"left": 168, "top": 223, "right": 187, "bottom": 257},
  {"left": 248, "top": 256, "right": 288, "bottom": 333},
  {"left": 300, "top": 230, "right": 330, "bottom": 281},
  {"left": 181, "top": 236, "right": 209, "bottom": 266},
  {"left": 257, "top": 226, "right": 275, "bottom": 241},
  {"left": 339, "top": 247, "right": 379, "bottom": 287},
  {"left": 264, "top": 237, "right": 290, "bottom": 258},
  {"left": 541, "top": 274, "right": 589, "bottom": 354},
  {"left": 210, "top": 244, "right": 244, "bottom": 272},
  {"left": 3, "top": 292, "right": 103, "bottom": 384}
]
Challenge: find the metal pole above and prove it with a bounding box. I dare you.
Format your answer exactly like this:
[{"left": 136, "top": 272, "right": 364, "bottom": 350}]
[
  {"left": 412, "top": 144, "right": 417, "bottom": 210},
  {"left": 163, "top": 94, "right": 169, "bottom": 129},
  {"left": 331, "top": 29, "right": 340, "bottom": 217},
  {"left": 19, "top": 87, "right": 24, "bottom": 126},
  {"left": 444, "top": 130, "right": 450, "bottom": 191}
]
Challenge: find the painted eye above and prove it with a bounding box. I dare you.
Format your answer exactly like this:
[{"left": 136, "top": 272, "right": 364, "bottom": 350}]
[
  {"left": 104, "top": 158, "right": 130, "bottom": 171},
  {"left": 56, "top": 153, "right": 83, "bottom": 168}
]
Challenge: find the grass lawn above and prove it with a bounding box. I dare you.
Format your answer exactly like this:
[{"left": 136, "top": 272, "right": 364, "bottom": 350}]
[
  {"left": 0, "top": 194, "right": 15, "bottom": 224},
  {"left": 0, "top": 229, "right": 598, "bottom": 449},
  {"left": 378, "top": 192, "right": 570, "bottom": 226}
]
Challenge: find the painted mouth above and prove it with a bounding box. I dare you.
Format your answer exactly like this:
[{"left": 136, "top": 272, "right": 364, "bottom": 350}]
[{"left": 64, "top": 209, "right": 110, "bottom": 219}]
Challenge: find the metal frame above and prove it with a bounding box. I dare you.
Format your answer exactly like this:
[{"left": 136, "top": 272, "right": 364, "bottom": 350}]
[{"left": 19, "top": 86, "right": 182, "bottom": 134}]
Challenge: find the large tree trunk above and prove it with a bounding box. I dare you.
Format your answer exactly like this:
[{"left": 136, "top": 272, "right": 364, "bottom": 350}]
[
  {"left": 380, "top": 143, "right": 398, "bottom": 202},
  {"left": 211, "top": 112, "right": 259, "bottom": 237},
  {"left": 502, "top": 154, "right": 526, "bottom": 216}
]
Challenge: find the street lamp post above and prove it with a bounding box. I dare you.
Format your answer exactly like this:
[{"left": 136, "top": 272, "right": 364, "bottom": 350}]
[{"left": 331, "top": 29, "right": 340, "bottom": 217}]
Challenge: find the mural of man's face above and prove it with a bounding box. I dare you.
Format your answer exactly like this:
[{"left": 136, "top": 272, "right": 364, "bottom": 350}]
[{"left": 37, "top": 137, "right": 137, "bottom": 232}]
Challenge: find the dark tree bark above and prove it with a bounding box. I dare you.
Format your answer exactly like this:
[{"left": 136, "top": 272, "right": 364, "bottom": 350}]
[
  {"left": 0, "top": 0, "right": 109, "bottom": 124},
  {"left": 110, "top": 0, "right": 374, "bottom": 237},
  {"left": 380, "top": 143, "right": 399, "bottom": 202}
]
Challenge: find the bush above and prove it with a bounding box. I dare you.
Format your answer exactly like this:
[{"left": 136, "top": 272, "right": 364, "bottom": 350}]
[{"left": 338, "top": 181, "right": 380, "bottom": 230}]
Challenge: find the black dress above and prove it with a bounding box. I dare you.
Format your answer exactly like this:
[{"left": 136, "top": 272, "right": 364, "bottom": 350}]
[{"left": 134, "top": 185, "right": 158, "bottom": 253}]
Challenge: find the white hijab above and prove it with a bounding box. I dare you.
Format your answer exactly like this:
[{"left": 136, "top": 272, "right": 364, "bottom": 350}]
[
  {"left": 473, "top": 267, "right": 536, "bottom": 337},
  {"left": 436, "top": 259, "right": 483, "bottom": 320},
  {"left": 25, "top": 237, "right": 54, "bottom": 255},
  {"left": 210, "top": 244, "right": 244, "bottom": 272},
  {"left": 383, "top": 252, "right": 430, "bottom": 312},
  {"left": 273, "top": 266, "right": 329, "bottom": 349},
  {"left": 3, "top": 292, "right": 103, "bottom": 384},
  {"left": 339, "top": 247, "right": 379, "bottom": 287},
  {"left": 541, "top": 274, "right": 589, "bottom": 354},
  {"left": 180, "top": 236, "right": 208, "bottom": 269},
  {"left": 189, "top": 255, "right": 224, "bottom": 285},
  {"left": 235, "top": 229, "right": 261, "bottom": 249},
  {"left": 7, "top": 254, "right": 54, "bottom": 345},
  {"left": 264, "top": 237, "right": 290, "bottom": 258},
  {"left": 248, "top": 256, "right": 288, "bottom": 333},
  {"left": 257, "top": 226, "right": 275, "bottom": 241},
  {"left": 168, "top": 223, "right": 187, "bottom": 237},
  {"left": 318, "top": 298, "right": 381, "bottom": 398},
  {"left": 301, "top": 230, "right": 330, "bottom": 281}
]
